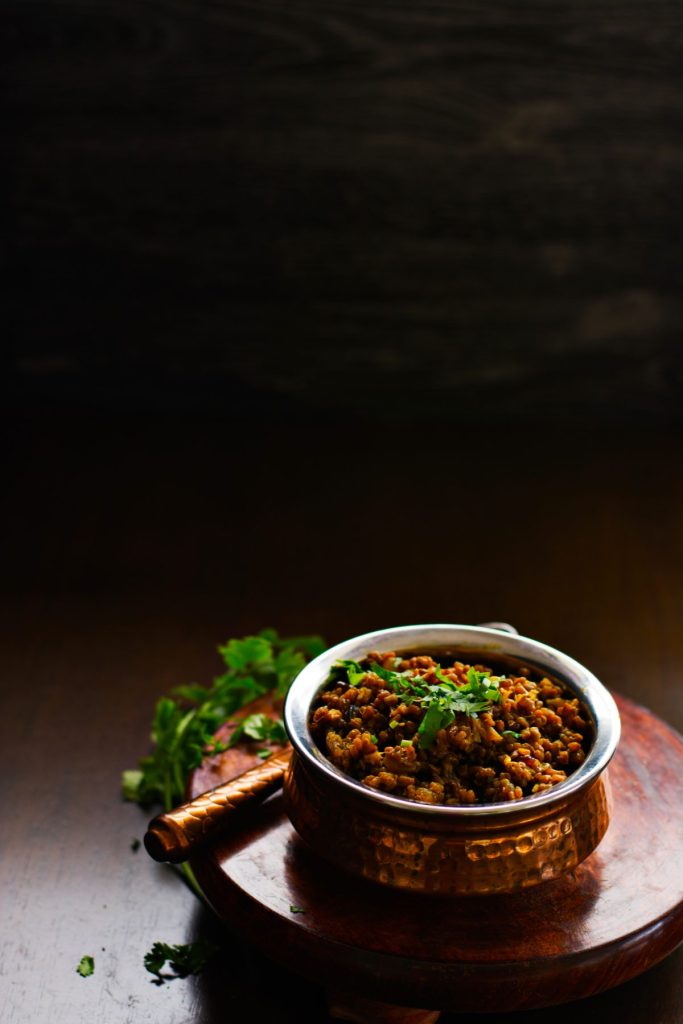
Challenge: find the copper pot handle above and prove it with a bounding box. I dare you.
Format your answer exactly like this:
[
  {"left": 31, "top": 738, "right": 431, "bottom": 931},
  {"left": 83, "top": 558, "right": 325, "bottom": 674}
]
[
  {"left": 477, "top": 621, "right": 519, "bottom": 635},
  {"left": 144, "top": 747, "right": 292, "bottom": 863}
]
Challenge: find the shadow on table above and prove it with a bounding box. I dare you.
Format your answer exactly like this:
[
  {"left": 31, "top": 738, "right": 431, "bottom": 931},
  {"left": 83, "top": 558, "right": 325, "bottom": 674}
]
[
  {"left": 189, "top": 900, "right": 329, "bottom": 1023},
  {"left": 188, "top": 894, "right": 682, "bottom": 1023}
]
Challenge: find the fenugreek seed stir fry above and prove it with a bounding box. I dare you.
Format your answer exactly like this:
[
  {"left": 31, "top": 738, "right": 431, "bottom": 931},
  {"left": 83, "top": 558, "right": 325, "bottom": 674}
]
[{"left": 309, "top": 652, "right": 592, "bottom": 805}]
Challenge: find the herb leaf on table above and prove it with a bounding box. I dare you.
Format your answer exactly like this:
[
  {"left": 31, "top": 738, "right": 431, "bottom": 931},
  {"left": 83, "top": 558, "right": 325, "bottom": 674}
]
[
  {"left": 76, "top": 955, "right": 94, "bottom": 977},
  {"left": 144, "top": 940, "right": 218, "bottom": 983}
]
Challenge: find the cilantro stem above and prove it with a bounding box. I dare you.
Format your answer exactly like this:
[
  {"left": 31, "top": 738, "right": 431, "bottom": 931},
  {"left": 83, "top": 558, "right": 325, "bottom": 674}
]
[
  {"left": 172, "top": 762, "right": 186, "bottom": 805},
  {"left": 163, "top": 775, "right": 173, "bottom": 815},
  {"left": 174, "top": 709, "right": 197, "bottom": 750},
  {"left": 177, "top": 862, "right": 204, "bottom": 902}
]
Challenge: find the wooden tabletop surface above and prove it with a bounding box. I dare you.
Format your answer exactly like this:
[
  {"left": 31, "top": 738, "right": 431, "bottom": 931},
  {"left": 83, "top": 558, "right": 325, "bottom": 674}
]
[{"left": 2, "top": 416, "right": 683, "bottom": 1024}]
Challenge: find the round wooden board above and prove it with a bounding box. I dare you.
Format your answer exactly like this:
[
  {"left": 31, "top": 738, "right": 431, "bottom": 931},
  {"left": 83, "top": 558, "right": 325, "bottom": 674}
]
[{"left": 189, "top": 695, "right": 683, "bottom": 1015}]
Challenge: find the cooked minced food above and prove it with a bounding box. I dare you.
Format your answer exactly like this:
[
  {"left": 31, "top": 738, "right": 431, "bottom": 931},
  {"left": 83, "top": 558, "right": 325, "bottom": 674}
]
[{"left": 309, "top": 651, "right": 592, "bottom": 805}]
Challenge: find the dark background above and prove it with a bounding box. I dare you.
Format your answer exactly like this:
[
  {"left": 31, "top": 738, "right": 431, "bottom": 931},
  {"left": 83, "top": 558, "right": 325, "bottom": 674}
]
[
  {"left": 5, "top": 0, "right": 683, "bottom": 421},
  {"left": 4, "top": 2, "right": 683, "bottom": 1023}
]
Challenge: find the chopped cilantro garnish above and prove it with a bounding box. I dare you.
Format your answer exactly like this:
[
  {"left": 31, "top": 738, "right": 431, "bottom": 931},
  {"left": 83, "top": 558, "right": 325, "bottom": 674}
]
[
  {"left": 144, "top": 940, "right": 218, "bottom": 983},
  {"left": 333, "top": 659, "right": 367, "bottom": 686},
  {"left": 290, "top": 905, "right": 306, "bottom": 914},
  {"left": 415, "top": 672, "right": 503, "bottom": 749},
  {"left": 330, "top": 657, "right": 506, "bottom": 751},
  {"left": 417, "top": 698, "right": 454, "bottom": 748},
  {"left": 368, "top": 662, "right": 403, "bottom": 686},
  {"left": 502, "top": 729, "right": 522, "bottom": 740},
  {"left": 335, "top": 659, "right": 363, "bottom": 673},
  {"left": 76, "top": 955, "right": 94, "bottom": 978}
]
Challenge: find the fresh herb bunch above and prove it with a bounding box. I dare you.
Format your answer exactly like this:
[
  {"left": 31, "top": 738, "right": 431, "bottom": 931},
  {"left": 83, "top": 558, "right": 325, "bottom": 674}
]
[
  {"left": 122, "top": 628, "right": 325, "bottom": 811},
  {"left": 332, "top": 659, "right": 504, "bottom": 749}
]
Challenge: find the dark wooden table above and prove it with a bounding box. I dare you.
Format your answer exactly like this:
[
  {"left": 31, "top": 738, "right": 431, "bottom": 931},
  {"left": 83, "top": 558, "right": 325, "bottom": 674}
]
[{"left": 2, "top": 416, "right": 683, "bottom": 1023}]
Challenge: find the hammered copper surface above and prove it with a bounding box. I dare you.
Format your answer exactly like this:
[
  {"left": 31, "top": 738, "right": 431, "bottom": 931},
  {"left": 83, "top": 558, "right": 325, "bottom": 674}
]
[
  {"left": 284, "top": 752, "right": 611, "bottom": 894},
  {"left": 144, "top": 747, "right": 292, "bottom": 863}
]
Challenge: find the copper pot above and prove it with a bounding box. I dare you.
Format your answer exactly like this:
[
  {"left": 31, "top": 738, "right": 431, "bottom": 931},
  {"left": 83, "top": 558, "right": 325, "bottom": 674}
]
[{"left": 283, "top": 623, "right": 620, "bottom": 895}]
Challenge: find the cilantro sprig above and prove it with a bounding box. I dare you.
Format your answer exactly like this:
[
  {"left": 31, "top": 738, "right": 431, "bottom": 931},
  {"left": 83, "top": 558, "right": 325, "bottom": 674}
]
[
  {"left": 123, "top": 629, "right": 324, "bottom": 811},
  {"left": 123, "top": 627, "right": 324, "bottom": 902},
  {"left": 144, "top": 940, "right": 218, "bottom": 983},
  {"left": 332, "top": 658, "right": 503, "bottom": 749}
]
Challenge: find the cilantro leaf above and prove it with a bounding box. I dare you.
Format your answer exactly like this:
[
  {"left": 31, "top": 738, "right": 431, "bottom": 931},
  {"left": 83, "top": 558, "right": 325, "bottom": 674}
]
[
  {"left": 368, "top": 662, "right": 414, "bottom": 689},
  {"left": 76, "top": 955, "right": 94, "bottom": 978},
  {"left": 218, "top": 635, "right": 273, "bottom": 672},
  {"left": 121, "top": 769, "right": 144, "bottom": 802},
  {"left": 332, "top": 659, "right": 367, "bottom": 686},
  {"left": 417, "top": 699, "right": 455, "bottom": 748},
  {"left": 466, "top": 667, "right": 502, "bottom": 703},
  {"left": 144, "top": 940, "right": 218, "bottom": 982},
  {"left": 274, "top": 647, "right": 307, "bottom": 696},
  {"left": 228, "top": 713, "right": 287, "bottom": 748},
  {"left": 334, "top": 659, "right": 362, "bottom": 673},
  {"left": 327, "top": 657, "right": 506, "bottom": 751}
]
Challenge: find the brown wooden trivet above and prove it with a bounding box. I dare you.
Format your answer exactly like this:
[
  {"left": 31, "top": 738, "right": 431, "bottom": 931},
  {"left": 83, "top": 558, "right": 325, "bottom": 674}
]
[{"left": 189, "top": 695, "right": 683, "bottom": 1022}]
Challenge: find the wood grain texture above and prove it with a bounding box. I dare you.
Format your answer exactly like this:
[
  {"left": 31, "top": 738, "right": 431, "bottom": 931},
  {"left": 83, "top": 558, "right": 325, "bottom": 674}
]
[
  {"left": 3, "top": 417, "right": 683, "bottom": 1023},
  {"left": 5, "top": 2, "right": 683, "bottom": 417}
]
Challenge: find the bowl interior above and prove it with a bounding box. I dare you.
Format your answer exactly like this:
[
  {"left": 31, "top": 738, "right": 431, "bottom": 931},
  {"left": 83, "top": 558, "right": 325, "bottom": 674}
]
[{"left": 284, "top": 624, "right": 621, "bottom": 818}]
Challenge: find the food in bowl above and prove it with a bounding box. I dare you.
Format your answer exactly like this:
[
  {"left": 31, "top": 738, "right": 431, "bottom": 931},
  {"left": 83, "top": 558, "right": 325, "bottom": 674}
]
[
  {"left": 309, "top": 650, "right": 592, "bottom": 806},
  {"left": 286, "top": 624, "right": 619, "bottom": 894}
]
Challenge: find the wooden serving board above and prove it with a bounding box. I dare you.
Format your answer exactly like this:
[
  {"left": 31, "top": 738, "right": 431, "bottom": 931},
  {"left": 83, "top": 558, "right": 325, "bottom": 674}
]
[{"left": 189, "top": 695, "right": 683, "bottom": 1020}]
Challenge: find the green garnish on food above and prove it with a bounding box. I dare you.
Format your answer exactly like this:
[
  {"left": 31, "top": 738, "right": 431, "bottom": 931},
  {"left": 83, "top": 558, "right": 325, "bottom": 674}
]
[
  {"left": 144, "top": 940, "right": 218, "bottom": 982},
  {"left": 289, "top": 905, "right": 306, "bottom": 914},
  {"left": 502, "top": 730, "right": 522, "bottom": 740},
  {"left": 333, "top": 659, "right": 366, "bottom": 686},
  {"left": 76, "top": 955, "right": 94, "bottom": 977},
  {"left": 332, "top": 659, "right": 503, "bottom": 749}
]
